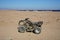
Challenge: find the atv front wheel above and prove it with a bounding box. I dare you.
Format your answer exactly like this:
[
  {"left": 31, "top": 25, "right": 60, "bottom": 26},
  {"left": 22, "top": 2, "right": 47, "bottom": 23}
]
[{"left": 33, "top": 27, "right": 41, "bottom": 34}]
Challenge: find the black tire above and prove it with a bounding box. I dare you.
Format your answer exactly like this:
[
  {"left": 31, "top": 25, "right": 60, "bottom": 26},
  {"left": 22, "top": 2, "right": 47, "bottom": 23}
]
[
  {"left": 33, "top": 27, "right": 41, "bottom": 34},
  {"left": 18, "top": 26, "right": 26, "bottom": 33}
]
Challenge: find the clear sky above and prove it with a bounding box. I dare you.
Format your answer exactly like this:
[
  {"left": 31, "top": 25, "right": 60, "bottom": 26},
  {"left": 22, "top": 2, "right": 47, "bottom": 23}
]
[{"left": 0, "top": 0, "right": 60, "bottom": 10}]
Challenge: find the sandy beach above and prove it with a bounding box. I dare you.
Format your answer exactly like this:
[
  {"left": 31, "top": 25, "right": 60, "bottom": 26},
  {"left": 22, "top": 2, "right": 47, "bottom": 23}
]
[{"left": 0, "top": 10, "right": 60, "bottom": 40}]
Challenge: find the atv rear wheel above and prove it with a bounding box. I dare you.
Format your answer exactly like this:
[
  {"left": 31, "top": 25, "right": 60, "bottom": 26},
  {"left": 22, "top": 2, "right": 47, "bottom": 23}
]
[{"left": 18, "top": 26, "right": 26, "bottom": 33}]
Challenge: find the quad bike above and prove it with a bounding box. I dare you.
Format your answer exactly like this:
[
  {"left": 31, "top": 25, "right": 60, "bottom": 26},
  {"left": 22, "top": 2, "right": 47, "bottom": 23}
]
[{"left": 18, "top": 18, "right": 43, "bottom": 34}]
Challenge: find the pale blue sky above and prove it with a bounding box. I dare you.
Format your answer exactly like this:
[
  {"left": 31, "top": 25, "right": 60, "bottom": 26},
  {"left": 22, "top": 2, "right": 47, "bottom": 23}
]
[{"left": 0, "top": 0, "right": 60, "bottom": 10}]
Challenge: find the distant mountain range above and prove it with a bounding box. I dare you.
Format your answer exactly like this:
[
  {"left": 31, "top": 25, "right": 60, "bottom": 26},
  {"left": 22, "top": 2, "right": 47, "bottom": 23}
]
[
  {"left": 17, "top": 10, "right": 60, "bottom": 12},
  {"left": 0, "top": 8, "right": 60, "bottom": 12}
]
